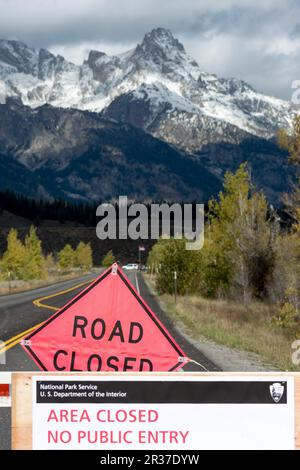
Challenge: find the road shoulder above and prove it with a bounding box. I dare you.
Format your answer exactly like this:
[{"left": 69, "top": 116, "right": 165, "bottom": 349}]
[
  {"left": 137, "top": 273, "right": 219, "bottom": 372},
  {"left": 143, "top": 275, "right": 276, "bottom": 372}
]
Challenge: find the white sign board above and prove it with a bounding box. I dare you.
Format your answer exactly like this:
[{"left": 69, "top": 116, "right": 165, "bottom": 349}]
[{"left": 32, "top": 375, "right": 295, "bottom": 450}]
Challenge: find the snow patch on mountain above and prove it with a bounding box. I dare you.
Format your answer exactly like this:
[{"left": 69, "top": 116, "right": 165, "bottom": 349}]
[{"left": 0, "top": 28, "right": 293, "bottom": 144}]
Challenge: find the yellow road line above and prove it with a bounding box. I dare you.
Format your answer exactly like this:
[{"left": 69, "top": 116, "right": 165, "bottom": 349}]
[
  {"left": 33, "top": 279, "right": 90, "bottom": 310},
  {"left": 0, "top": 279, "right": 92, "bottom": 355},
  {"left": 0, "top": 322, "right": 45, "bottom": 354}
]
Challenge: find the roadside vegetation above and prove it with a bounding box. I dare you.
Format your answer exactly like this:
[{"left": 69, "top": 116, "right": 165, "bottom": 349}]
[
  {"left": 0, "top": 226, "right": 93, "bottom": 293},
  {"left": 102, "top": 249, "right": 116, "bottom": 268},
  {"left": 147, "top": 117, "right": 300, "bottom": 370},
  {"left": 146, "top": 281, "right": 298, "bottom": 370}
]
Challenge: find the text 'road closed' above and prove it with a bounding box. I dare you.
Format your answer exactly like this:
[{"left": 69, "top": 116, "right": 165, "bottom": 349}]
[{"left": 23, "top": 265, "right": 185, "bottom": 371}]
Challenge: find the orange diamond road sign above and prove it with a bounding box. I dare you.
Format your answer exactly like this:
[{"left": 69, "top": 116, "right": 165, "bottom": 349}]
[{"left": 22, "top": 264, "right": 186, "bottom": 372}]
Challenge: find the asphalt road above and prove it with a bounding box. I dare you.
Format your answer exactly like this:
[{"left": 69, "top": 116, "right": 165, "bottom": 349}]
[
  {"left": 0, "top": 273, "right": 98, "bottom": 371},
  {"left": 0, "top": 269, "right": 218, "bottom": 372},
  {"left": 0, "top": 269, "right": 218, "bottom": 450}
]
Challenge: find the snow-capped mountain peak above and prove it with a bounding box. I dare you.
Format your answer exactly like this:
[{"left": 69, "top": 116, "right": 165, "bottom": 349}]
[
  {"left": 0, "top": 39, "right": 38, "bottom": 75},
  {"left": 138, "top": 27, "right": 186, "bottom": 55},
  {"left": 0, "top": 29, "right": 293, "bottom": 150},
  {"left": 131, "top": 28, "right": 200, "bottom": 82}
]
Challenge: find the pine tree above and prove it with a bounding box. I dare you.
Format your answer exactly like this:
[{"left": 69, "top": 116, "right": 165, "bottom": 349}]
[
  {"left": 75, "top": 242, "right": 93, "bottom": 271},
  {"left": 22, "top": 226, "right": 46, "bottom": 280},
  {"left": 0, "top": 229, "right": 27, "bottom": 280},
  {"left": 102, "top": 250, "right": 115, "bottom": 268},
  {"left": 58, "top": 244, "right": 75, "bottom": 271}
]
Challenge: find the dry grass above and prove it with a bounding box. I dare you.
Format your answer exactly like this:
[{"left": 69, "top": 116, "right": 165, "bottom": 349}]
[
  {"left": 145, "top": 275, "right": 299, "bottom": 371},
  {"left": 0, "top": 271, "right": 90, "bottom": 295}
]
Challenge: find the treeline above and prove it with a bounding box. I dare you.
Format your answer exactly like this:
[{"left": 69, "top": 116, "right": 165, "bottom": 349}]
[
  {"left": 148, "top": 115, "right": 300, "bottom": 329},
  {"left": 0, "top": 190, "right": 97, "bottom": 225},
  {"left": 0, "top": 227, "right": 93, "bottom": 281},
  {"left": 0, "top": 189, "right": 213, "bottom": 228}
]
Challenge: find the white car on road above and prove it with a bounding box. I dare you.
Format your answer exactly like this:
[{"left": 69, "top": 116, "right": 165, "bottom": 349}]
[{"left": 122, "top": 263, "right": 139, "bottom": 270}]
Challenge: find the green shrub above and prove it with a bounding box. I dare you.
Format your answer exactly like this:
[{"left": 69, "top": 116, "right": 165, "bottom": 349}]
[
  {"left": 75, "top": 242, "right": 93, "bottom": 270},
  {"left": 271, "top": 302, "right": 298, "bottom": 329},
  {"left": 154, "top": 238, "right": 202, "bottom": 295},
  {"left": 58, "top": 244, "right": 76, "bottom": 271},
  {"left": 102, "top": 250, "right": 115, "bottom": 268}
]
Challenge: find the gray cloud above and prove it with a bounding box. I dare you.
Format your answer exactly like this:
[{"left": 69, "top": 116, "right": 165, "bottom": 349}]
[{"left": 0, "top": 0, "right": 299, "bottom": 99}]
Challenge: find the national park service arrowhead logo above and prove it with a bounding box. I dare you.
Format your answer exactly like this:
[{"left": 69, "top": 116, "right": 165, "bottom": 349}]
[{"left": 269, "top": 382, "right": 284, "bottom": 403}]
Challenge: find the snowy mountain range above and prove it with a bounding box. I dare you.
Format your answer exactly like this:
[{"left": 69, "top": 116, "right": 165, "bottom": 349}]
[{"left": 0, "top": 28, "right": 295, "bottom": 202}]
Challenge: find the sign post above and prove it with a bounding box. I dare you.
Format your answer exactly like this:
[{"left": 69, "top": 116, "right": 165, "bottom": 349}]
[{"left": 138, "top": 245, "right": 145, "bottom": 266}]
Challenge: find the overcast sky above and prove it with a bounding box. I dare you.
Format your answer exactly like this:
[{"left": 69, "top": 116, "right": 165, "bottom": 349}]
[{"left": 0, "top": 0, "right": 299, "bottom": 99}]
